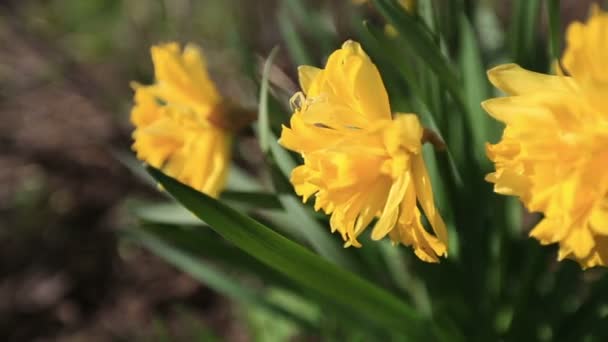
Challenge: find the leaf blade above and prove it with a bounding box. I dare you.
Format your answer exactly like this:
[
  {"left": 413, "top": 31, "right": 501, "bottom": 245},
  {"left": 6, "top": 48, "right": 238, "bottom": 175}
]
[
  {"left": 147, "top": 166, "right": 431, "bottom": 338},
  {"left": 258, "top": 46, "right": 281, "bottom": 154}
]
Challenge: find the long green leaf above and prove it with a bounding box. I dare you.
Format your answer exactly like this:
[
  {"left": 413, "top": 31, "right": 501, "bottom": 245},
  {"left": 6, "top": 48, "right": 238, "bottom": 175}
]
[
  {"left": 509, "top": 0, "right": 542, "bottom": 69},
  {"left": 226, "top": 165, "right": 264, "bottom": 191},
  {"left": 378, "top": 242, "right": 432, "bottom": 317},
  {"left": 135, "top": 223, "right": 311, "bottom": 295},
  {"left": 360, "top": 21, "right": 424, "bottom": 110},
  {"left": 134, "top": 191, "right": 283, "bottom": 226},
  {"left": 269, "top": 133, "right": 296, "bottom": 179},
  {"left": 147, "top": 166, "right": 433, "bottom": 338},
  {"left": 123, "top": 227, "right": 314, "bottom": 328},
  {"left": 258, "top": 46, "right": 280, "bottom": 154},
  {"left": 135, "top": 225, "right": 389, "bottom": 339},
  {"left": 278, "top": 5, "right": 313, "bottom": 66},
  {"left": 547, "top": 0, "right": 561, "bottom": 62},
  {"left": 278, "top": 194, "right": 356, "bottom": 271},
  {"left": 283, "top": 0, "right": 336, "bottom": 57},
  {"left": 458, "top": 14, "right": 493, "bottom": 166},
  {"left": 134, "top": 202, "right": 204, "bottom": 226},
  {"left": 222, "top": 191, "right": 283, "bottom": 210},
  {"left": 372, "top": 0, "right": 464, "bottom": 111}
]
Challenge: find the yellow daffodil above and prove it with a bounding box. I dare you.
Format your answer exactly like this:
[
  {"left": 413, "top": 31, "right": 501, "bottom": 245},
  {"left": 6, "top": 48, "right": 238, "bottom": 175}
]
[
  {"left": 484, "top": 8, "right": 608, "bottom": 268},
  {"left": 279, "top": 40, "right": 447, "bottom": 262},
  {"left": 131, "top": 42, "right": 231, "bottom": 198}
]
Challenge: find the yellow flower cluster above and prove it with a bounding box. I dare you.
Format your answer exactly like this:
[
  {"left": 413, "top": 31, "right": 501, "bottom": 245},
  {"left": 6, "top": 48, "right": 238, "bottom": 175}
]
[
  {"left": 484, "top": 8, "right": 608, "bottom": 268},
  {"left": 132, "top": 40, "right": 447, "bottom": 262},
  {"left": 279, "top": 41, "right": 448, "bottom": 262},
  {"left": 131, "top": 42, "right": 231, "bottom": 198},
  {"left": 129, "top": 5, "right": 607, "bottom": 269}
]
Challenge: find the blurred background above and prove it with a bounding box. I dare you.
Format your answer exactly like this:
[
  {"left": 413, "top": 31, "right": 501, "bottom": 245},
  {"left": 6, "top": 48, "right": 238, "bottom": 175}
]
[{"left": 0, "top": 0, "right": 597, "bottom": 340}]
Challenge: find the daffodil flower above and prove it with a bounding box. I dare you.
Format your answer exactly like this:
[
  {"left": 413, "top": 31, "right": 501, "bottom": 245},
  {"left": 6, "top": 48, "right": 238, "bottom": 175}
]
[
  {"left": 131, "top": 42, "right": 231, "bottom": 198},
  {"left": 484, "top": 7, "right": 608, "bottom": 268},
  {"left": 280, "top": 40, "right": 447, "bottom": 262}
]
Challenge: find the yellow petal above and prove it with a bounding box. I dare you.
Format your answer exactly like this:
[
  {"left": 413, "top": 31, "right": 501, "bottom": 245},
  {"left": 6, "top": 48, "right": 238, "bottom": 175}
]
[
  {"left": 278, "top": 112, "right": 354, "bottom": 153},
  {"left": 400, "top": 208, "right": 446, "bottom": 262},
  {"left": 481, "top": 97, "right": 557, "bottom": 126},
  {"left": 161, "top": 126, "right": 231, "bottom": 198},
  {"left": 412, "top": 154, "right": 448, "bottom": 244},
  {"left": 131, "top": 85, "right": 163, "bottom": 127},
  {"left": 383, "top": 114, "right": 423, "bottom": 156},
  {"left": 298, "top": 65, "right": 322, "bottom": 95},
  {"left": 291, "top": 165, "right": 319, "bottom": 202},
  {"left": 371, "top": 172, "right": 410, "bottom": 240},
  {"left": 151, "top": 42, "right": 221, "bottom": 114},
  {"left": 353, "top": 178, "right": 393, "bottom": 237},
  {"left": 487, "top": 63, "right": 576, "bottom": 96},
  {"left": 529, "top": 218, "right": 567, "bottom": 245},
  {"left": 590, "top": 203, "right": 608, "bottom": 236},
  {"left": 308, "top": 40, "right": 391, "bottom": 124},
  {"left": 183, "top": 44, "right": 222, "bottom": 103},
  {"left": 132, "top": 116, "right": 183, "bottom": 168},
  {"left": 577, "top": 235, "right": 608, "bottom": 269},
  {"left": 562, "top": 8, "right": 608, "bottom": 86},
  {"left": 562, "top": 227, "right": 595, "bottom": 261}
]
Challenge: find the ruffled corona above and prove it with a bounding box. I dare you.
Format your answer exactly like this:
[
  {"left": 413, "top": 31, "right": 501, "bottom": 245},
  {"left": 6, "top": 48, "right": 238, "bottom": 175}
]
[
  {"left": 279, "top": 40, "right": 447, "bottom": 262},
  {"left": 484, "top": 8, "right": 608, "bottom": 268},
  {"left": 131, "top": 42, "right": 231, "bottom": 198}
]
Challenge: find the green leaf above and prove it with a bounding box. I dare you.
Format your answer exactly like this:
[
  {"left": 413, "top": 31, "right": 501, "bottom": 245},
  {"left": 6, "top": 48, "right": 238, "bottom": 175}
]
[
  {"left": 283, "top": 0, "right": 336, "bottom": 57},
  {"left": 111, "top": 149, "right": 156, "bottom": 188},
  {"left": 509, "top": 0, "right": 543, "bottom": 69},
  {"left": 222, "top": 191, "right": 283, "bottom": 210},
  {"left": 136, "top": 223, "right": 302, "bottom": 290},
  {"left": 378, "top": 242, "right": 432, "bottom": 317},
  {"left": 411, "top": 98, "right": 464, "bottom": 190},
  {"left": 244, "top": 288, "right": 310, "bottom": 342},
  {"left": 125, "top": 228, "right": 252, "bottom": 302},
  {"left": 547, "top": 0, "right": 561, "bottom": 62},
  {"left": 372, "top": 0, "right": 465, "bottom": 111},
  {"left": 458, "top": 14, "right": 493, "bottom": 165},
  {"left": 123, "top": 227, "right": 313, "bottom": 327},
  {"left": 258, "top": 46, "right": 280, "bottom": 154},
  {"left": 226, "top": 165, "right": 264, "bottom": 192},
  {"left": 434, "top": 0, "right": 464, "bottom": 51},
  {"left": 360, "top": 21, "right": 423, "bottom": 108},
  {"left": 278, "top": 194, "right": 356, "bottom": 271},
  {"left": 134, "top": 202, "right": 204, "bottom": 226},
  {"left": 134, "top": 191, "right": 282, "bottom": 226},
  {"left": 269, "top": 133, "right": 297, "bottom": 179},
  {"left": 135, "top": 224, "right": 385, "bottom": 338},
  {"left": 147, "top": 166, "right": 434, "bottom": 338},
  {"left": 278, "top": 5, "right": 313, "bottom": 66}
]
